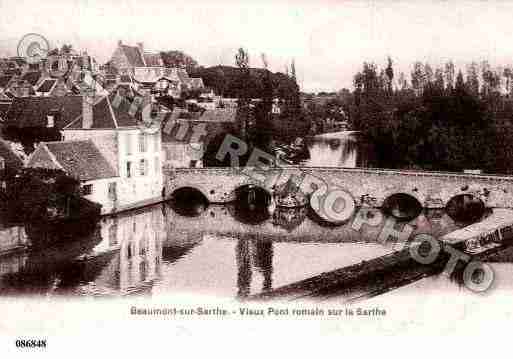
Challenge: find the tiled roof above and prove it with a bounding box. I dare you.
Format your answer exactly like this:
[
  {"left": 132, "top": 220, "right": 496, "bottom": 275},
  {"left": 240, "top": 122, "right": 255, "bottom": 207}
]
[
  {"left": 109, "top": 91, "right": 141, "bottom": 127},
  {"left": 5, "top": 96, "right": 82, "bottom": 128},
  {"left": 36, "top": 79, "right": 57, "bottom": 93},
  {"left": 0, "top": 75, "right": 12, "bottom": 88},
  {"left": 143, "top": 53, "right": 163, "bottom": 67},
  {"left": 65, "top": 91, "right": 139, "bottom": 129},
  {"left": 161, "top": 107, "right": 236, "bottom": 143},
  {"left": 41, "top": 140, "right": 117, "bottom": 181},
  {"left": 161, "top": 108, "right": 235, "bottom": 143},
  {"left": 21, "top": 71, "right": 42, "bottom": 86},
  {"left": 121, "top": 45, "right": 145, "bottom": 67},
  {"left": 176, "top": 68, "right": 190, "bottom": 83}
]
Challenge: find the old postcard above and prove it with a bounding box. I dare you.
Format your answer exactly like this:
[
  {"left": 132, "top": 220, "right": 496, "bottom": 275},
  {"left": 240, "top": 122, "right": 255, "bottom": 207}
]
[{"left": 1, "top": 0, "right": 513, "bottom": 356}]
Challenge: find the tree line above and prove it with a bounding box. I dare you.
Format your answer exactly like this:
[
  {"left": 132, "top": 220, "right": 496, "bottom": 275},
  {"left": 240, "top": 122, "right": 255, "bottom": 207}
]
[{"left": 343, "top": 58, "right": 513, "bottom": 173}]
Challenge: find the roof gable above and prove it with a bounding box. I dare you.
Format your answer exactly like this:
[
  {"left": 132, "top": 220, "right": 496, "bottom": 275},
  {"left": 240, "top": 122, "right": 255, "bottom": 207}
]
[
  {"left": 121, "top": 45, "right": 145, "bottom": 67},
  {"left": 21, "top": 71, "right": 42, "bottom": 86},
  {"left": 39, "top": 140, "right": 117, "bottom": 181},
  {"left": 64, "top": 92, "right": 139, "bottom": 129},
  {"left": 5, "top": 96, "right": 83, "bottom": 128}
]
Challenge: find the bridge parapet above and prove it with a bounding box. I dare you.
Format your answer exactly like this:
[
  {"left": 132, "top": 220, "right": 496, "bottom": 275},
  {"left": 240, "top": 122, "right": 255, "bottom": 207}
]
[{"left": 164, "top": 166, "right": 513, "bottom": 209}]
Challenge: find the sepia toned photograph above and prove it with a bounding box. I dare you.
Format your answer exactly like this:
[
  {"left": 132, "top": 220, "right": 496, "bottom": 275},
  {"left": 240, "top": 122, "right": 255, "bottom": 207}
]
[{"left": 1, "top": 0, "right": 513, "bottom": 355}]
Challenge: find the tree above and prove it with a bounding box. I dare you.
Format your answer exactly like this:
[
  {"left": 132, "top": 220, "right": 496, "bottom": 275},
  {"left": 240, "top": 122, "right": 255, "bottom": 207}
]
[
  {"left": 504, "top": 67, "right": 512, "bottom": 96},
  {"left": 290, "top": 59, "right": 297, "bottom": 81},
  {"left": 434, "top": 67, "right": 445, "bottom": 91},
  {"left": 411, "top": 61, "right": 425, "bottom": 95},
  {"left": 160, "top": 50, "right": 199, "bottom": 73},
  {"left": 455, "top": 70, "right": 465, "bottom": 92},
  {"left": 444, "top": 61, "right": 455, "bottom": 91},
  {"left": 397, "top": 72, "right": 408, "bottom": 90},
  {"left": 361, "top": 62, "right": 379, "bottom": 97},
  {"left": 235, "top": 47, "right": 251, "bottom": 138},
  {"left": 385, "top": 56, "right": 394, "bottom": 95},
  {"left": 424, "top": 63, "right": 433, "bottom": 84},
  {"left": 466, "top": 62, "right": 480, "bottom": 97}
]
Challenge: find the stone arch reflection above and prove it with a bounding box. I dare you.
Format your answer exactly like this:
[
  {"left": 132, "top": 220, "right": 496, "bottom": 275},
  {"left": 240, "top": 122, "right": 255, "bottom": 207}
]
[
  {"left": 445, "top": 194, "right": 485, "bottom": 223},
  {"left": 230, "top": 185, "right": 273, "bottom": 225},
  {"left": 170, "top": 187, "right": 209, "bottom": 217}
]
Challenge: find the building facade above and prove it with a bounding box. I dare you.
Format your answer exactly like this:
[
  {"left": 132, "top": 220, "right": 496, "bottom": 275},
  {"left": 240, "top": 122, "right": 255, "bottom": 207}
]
[{"left": 62, "top": 92, "right": 164, "bottom": 213}]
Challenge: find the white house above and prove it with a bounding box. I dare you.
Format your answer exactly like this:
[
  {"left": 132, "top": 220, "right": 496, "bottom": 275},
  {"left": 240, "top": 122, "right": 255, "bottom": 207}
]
[{"left": 61, "top": 91, "right": 164, "bottom": 214}]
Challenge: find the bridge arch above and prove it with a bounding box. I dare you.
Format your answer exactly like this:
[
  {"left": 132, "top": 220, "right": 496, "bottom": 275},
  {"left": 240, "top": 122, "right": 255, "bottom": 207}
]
[
  {"left": 170, "top": 185, "right": 210, "bottom": 202},
  {"left": 381, "top": 192, "right": 423, "bottom": 220},
  {"left": 445, "top": 193, "right": 485, "bottom": 223},
  {"left": 232, "top": 184, "right": 273, "bottom": 207},
  {"left": 169, "top": 186, "right": 210, "bottom": 217}
]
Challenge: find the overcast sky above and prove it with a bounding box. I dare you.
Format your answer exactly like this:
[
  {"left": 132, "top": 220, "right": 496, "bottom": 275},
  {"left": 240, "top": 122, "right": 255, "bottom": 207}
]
[{"left": 1, "top": 0, "right": 513, "bottom": 92}]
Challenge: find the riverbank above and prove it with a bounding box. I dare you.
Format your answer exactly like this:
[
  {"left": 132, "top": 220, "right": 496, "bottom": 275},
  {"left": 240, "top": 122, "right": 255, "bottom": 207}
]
[{"left": 251, "top": 209, "right": 513, "bottom": 301}]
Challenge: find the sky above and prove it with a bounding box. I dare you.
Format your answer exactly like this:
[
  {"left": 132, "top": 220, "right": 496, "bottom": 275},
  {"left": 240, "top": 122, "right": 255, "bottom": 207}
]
[{"left": 2, "top": 0, "right": 513, "bottom": 92}]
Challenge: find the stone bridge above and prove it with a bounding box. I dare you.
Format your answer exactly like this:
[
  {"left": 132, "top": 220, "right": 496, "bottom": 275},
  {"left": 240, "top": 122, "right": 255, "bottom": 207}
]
[{"left": 164, "top": 166, "right": 513, "bottom": 209}]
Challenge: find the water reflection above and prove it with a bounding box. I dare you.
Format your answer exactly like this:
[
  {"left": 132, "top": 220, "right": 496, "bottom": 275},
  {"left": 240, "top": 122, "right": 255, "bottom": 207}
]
[
  {"left": 303, "top": 131, "right": 374, "bottom": 168},
  {"left": 0, "top": 199, "right": 506, "bottom": 300}
]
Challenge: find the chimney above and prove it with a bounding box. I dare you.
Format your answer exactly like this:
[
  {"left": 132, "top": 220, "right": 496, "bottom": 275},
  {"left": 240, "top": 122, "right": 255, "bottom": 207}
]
[
  {"left": 82, "top": 87, "right": 95, "bottom": 129},
  {"left": 118, "top": 40, "right": 123, "bottom": 47},
  {"left": 137, "top": 42, "right": 144, "bottom": 53}
]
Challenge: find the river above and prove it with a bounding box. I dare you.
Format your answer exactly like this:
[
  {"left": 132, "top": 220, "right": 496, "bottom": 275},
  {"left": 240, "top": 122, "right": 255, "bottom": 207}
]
[
  {"left": 0, "top": 131, "right": 509, "bottom": 299},
  {"left": 302, "top": 131, "right": 374, "bottom": 168}
]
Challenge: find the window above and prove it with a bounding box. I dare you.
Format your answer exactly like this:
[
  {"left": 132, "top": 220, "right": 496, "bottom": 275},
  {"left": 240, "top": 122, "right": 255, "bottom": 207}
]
[
  {"left": 154, "top": 157, "right": 159, "bottom": 174},
  {"left": 82, "top": 184, "right": 93, "bottom": 196},
  {"left": 126, "top": 161, "right": 132, "bottom": 178},
  {"left": 138, "top": 133, "right": 147, "bottom": 152},
  {"left": 46, "top": 115, "right": 54, "bottom": 128},
  {"left": 154, "top": 134, "right": 160, "bottom": 153},
  {"left": 125, "top": 133, "right": 132, "bottom": 155},
  {"left": 108, "top": 182, "right": 117, "bottom": 201},
  {"left": 139, "top": 159, "right": 147, "bottom": 176}
]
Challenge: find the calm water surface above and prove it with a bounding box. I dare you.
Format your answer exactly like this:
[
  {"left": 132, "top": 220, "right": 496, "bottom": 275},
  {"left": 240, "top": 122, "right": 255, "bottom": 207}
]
[
  {"left": 0, "top": 202, "right": 488, "bottom": 299},
  {"left": 0, "top": 131, "right": 510, "bottom": 299}
]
